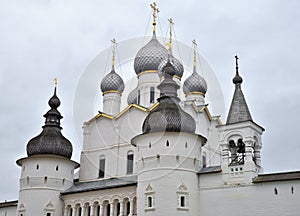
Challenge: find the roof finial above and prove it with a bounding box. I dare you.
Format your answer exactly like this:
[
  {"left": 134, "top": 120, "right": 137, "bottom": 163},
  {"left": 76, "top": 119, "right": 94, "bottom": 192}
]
[
  {"left": 192, "top": 39, "right": 197, "bottom": 69},
  {"left": 54, "top": 77, "right": 57, "bottom": 87},
  {"left": 150, "top": 2, "right": 159, "bottom": 33},
  {"left": 111, "top": 38, "right": 117, "bottom": 69},
  {"left": 166, "top": 18, "right": 174, "bottom": 53},
  {"left": 235, "top": 55, "right": 239, "bottom": 76},
  {"left": 233, "top": 55, "right": 243, "bottom": 84}
]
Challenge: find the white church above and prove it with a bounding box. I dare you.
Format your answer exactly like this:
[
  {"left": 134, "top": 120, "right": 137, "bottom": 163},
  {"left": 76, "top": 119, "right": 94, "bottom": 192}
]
[{"left": 1, "top": 3, "right": 300, "bottom": 216}]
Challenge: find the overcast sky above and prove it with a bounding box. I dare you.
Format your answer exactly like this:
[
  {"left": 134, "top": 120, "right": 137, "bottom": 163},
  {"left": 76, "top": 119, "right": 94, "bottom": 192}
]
[{"left": 1, "top": 0, "right": 300, "bottom": 201}]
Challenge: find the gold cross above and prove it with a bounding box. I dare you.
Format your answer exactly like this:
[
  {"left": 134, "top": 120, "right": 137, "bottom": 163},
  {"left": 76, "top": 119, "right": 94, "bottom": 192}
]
[
  {"left": 53, "top": 78, "right": 57, "bottom": 87},
  {"left": 150, "top": 2, "right": 160, "bottom": 31},
  {"left": 168, "top": 18, "right": 174, "bottom": 50},
  {"left": 111, "top": 38, "right": 117, "bottom": 67},
  {"left": 192, "top": 39, "right": 197, "bottom": 67}
]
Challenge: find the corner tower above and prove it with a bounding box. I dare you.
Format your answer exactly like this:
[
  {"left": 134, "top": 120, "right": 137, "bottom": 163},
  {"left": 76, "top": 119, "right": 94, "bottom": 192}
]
[
  {"left": 132, "top": 58, "right": 206, "bottom": 215},
  {"left": 16, "top": 81, "right": 79, "bottom": 216},
  {"left": 218, "top": 56, "right": 264, "bottom": 184}
]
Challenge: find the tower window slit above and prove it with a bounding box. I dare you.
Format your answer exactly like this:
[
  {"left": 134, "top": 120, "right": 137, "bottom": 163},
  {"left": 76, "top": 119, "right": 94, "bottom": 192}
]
[
  {"left": 99, "top": 155, "right": 105, "bottom": 178},
  {"left": 150, "top": 87, "right": 155, "bottom": 104}
]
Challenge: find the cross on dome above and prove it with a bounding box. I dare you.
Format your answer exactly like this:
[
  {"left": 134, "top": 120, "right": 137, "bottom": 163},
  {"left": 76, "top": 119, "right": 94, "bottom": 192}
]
[{"left": 150, "top": 2, "right": 160, "bottom": 32}]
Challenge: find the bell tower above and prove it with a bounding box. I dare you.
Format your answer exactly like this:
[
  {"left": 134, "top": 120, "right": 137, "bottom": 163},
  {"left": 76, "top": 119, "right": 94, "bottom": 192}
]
[{"left": 218, "top": 56, "right": 264, "bottom": 184}]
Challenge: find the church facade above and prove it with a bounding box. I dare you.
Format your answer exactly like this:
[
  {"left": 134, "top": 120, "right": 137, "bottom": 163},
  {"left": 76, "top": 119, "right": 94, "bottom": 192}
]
[{"left": 1, "top": 3, "right": 300, "bottom": 216}]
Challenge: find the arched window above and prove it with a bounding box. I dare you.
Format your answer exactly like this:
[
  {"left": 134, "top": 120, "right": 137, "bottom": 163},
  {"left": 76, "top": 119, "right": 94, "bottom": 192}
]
[
  {"left": 46, "top": 213, "right": 51, "bottom": 216},
  {"left": 150, "top": 87, "right": 155, "bottom": 104},
  {"left": 127, "top": 151, "right": 134, "bottom": 174},
  {"left": 99, "top": 155, "right": 105, "bottom": 178}
]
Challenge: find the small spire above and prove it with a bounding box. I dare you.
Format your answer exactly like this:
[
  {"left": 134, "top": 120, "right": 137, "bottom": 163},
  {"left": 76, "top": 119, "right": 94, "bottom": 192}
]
[
  {"left": 233, "top": 55, "right": 243, "bottom": 84},
  {"left": 111, "top": 38, "right": 117, "bottom": 69},
  {"left": 166, "top": 18, "right": 174, "bottom": 53},
  {"left": 192, "top": 39, "right": 197, "bottom": 70},
  {"left": 150, "top": 2, "right": 159, "bottom": 33}
]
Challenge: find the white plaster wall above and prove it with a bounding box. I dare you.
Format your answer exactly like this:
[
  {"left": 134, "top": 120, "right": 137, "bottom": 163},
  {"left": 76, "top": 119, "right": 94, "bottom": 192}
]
[
  {"left": 17, "top": 155, "right": 77, "bottom": 216},
  {"left": 80, "top": 108, "right": 147, "bottom": 181},
  {"left": 199, "top": 177, "right": 300, "bottom": 216},
  {"left": 0, "top": 206, "right": 17, "bottom": 216}
]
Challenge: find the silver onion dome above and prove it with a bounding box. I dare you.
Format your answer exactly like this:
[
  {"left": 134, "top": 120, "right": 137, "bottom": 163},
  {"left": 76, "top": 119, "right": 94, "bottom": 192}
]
[
  {"left": 100, "top": 67, "right": 125, "bottom": 94},
  {"left": 183, "top": 69, "right": 207, "bottom": 95},
  {"left": 158, "top": 54, "right": 184, "bottom": 79},
  {"left": 134, "top": 33, "right": 168, "bottom": 75}
]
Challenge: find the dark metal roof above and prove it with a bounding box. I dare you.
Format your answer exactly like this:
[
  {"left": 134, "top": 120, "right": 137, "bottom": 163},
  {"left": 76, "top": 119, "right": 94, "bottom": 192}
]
[
  {"left": 0, "top": 200, "right": 18, "bottom": 208},
  {"left": 61, "top": 176, "right": 137, "bottom": 195},
  {"left": 253, "top": 171, "right": 300, "bottom": 183},
  {"left": 197, "top": 166, "right": 222, "bottom": 174},
  {"left": 142, "top": 63, "right": 196, "bottom": 134},
  {"left": 26, "top": 87, "right": 73, "bottom": 159},
  {"left": 226, "top": 57, "right": 252, "bottom": 125}
]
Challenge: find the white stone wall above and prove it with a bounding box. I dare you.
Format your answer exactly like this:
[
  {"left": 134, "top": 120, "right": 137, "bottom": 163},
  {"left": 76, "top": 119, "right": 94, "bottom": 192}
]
[
  {"left": 17, "top": 155, "right": 78, "bottom": 216},
  {"left": 199, "top": 173, "right": 300, "bottom": 216},
  {"left": 0, "top": 205, "right": 17, "bottom": 216}
]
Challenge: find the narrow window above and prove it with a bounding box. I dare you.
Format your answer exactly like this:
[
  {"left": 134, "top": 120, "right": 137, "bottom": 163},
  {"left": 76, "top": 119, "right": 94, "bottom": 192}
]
[
  {"left": 126, "top": 202, "right": 130, "bottom": 215},
  {"left": 116, "top": 203, "right": 120, "bottom": 215},
  {"left": 150, "top": 87, "right": 155, "bottom": 104},
  {"left": 56, "top": 165, "right": 59, "bottom": 171},
  {"left": 44, "top": 176, "right": 48, "bottom": 185},
  {"left": 137, "top": 90, "right": 141, "bottom": 105},
  {"left": 291, "top": 186, "right": 294, "bottom": 194},
  {"left": 99, "top": 155, "right": 105, "bottom": 178},
  {"left": 202, "top": 154, "right": 207, "bottom": 168},
  {"left": 96, "top": 205, "right": 100, "bottom": 216},
  {"left": 185, "top": 142, "right": 188, "bottom": 148},
  {"left": 78, "top": 207, "right": 82, "bottom": 216},
  {"left": 69, "top": 208, "right": 73, "bottom": 216},
  {"left": 106, "top": 204, "right": 110, "bottom": 216},
  {"left": 148, "top": 197, "right": 153, "bottom": 208},
  {"left": 87, "top": 206, "right": 91, "bottom": 216},
  {"left": 180, "top": 196, "right": 185, "bottom": 207},
  {"left": 149, "top": 142, "right": 151, "bottom": 148},
  {"left": 127, "top": 151, "right": 134, "bottom": 174},
  {"left": 274, "top": 187, "right": 278, "bottom": 195},
  {"left": 36, "top": 164, "right": 39, "bottom": 170},
  {"left": 166, "top": 140, "right": 170, "bottom": 147}
]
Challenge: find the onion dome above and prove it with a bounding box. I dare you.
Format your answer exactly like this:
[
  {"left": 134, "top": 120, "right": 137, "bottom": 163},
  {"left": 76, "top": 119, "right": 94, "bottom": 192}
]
[
  {"left": 183, "top": 68, "right": 207, "bottom": 95},
  {"left": 134, "top": 33, "right": 168, "bottom": 75},
  {"left": 142, "top": 59, "right": 196, "bottom": 134},
  {"left": 26, "top": 86, "right": 73, "bottom": 159},
  {"left": 183, "top": 40, "right": 207, "bottom": 95},
  {"left": 127, "top": 87, "right": 138, "bottom": 105},
  {"left": 100, "top": 66, "right": 124, "bottom": 94},
  {"left": 158, "top": 54, "right": 184, "bottom": 79}
]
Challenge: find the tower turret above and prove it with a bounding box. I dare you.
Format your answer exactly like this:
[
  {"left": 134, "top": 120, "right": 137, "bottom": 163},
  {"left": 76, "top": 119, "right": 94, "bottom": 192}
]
[
  {"left": 16, "top": 81, "right": 79, "bottom": 216},
  {"left": 218, "top": 56, "right": 264, "bottom": 185},
  {"left": 132, "top": 56, "right": 206, "bottom": 215}
]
